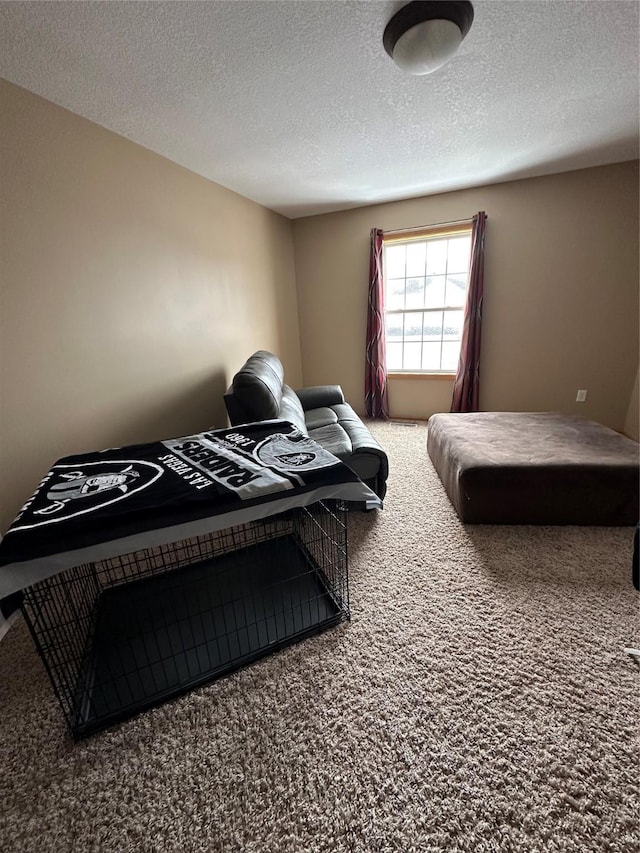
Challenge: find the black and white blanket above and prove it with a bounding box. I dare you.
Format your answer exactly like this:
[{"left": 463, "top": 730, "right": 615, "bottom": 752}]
[{"left": 0, "top": 420, "right": 380, "bottom": 605}]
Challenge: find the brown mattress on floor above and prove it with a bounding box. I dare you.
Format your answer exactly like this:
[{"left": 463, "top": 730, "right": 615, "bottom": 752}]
[{"left": 426, "top": 412, "right": 639, "bottom": 525}]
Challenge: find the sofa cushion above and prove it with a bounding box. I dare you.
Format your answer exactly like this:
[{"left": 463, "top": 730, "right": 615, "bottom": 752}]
[
  {"left": 332, "top": 403, "right": 385, "bottom": 453},
  {"left": 308, "top": 423, "right": 380, "bottom": 481},
  {"left": 308, "top": 423, "right": 352, "bottom": 459},
  {"left": 296, "top": 385, "right": 345, "bottom": 410},
  {"left": 304, "top": 407, "right": 339, "bottom": 431},
  {"left": 280, "top": 384, "right": 307, "bottom": 433},
  {"left": 232, "top": 350, "right": 284, "bottom": 421},
  {"left": 331, "top": 403, "right": 389, "bottom": 488}
]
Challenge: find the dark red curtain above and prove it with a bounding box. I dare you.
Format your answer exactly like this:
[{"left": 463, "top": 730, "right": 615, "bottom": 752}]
[
  {"left": 365, "top": 228, "right": 389, "bottom": 419},
  {"left": 451, "top": 211, "right": 487, "bottom": 413}
]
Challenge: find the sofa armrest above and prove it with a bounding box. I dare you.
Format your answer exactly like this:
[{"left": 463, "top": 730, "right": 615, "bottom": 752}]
[{"left": 295, "top": 385, "right": 345, "bottom": 411}]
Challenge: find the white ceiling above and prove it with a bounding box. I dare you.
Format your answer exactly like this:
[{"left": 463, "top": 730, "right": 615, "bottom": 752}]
[{"left": 1, "top": 1, "right": 638, "bottom": 219}]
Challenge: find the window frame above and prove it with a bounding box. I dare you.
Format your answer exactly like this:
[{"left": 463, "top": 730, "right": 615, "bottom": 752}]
[{"left": 383, "top": 221, "right": 472, "bottom": 377}]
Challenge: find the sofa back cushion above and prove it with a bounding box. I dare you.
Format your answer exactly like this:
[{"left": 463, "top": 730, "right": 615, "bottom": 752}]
[
  {"left": 281, "top": 384, "right": 307, "bottom": 433},
  {"left": 231, "top": 350, "right": 284, "bottom": 421}
]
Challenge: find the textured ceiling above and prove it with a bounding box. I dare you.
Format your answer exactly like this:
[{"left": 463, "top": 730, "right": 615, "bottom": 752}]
[{"left": 0, "top": 1, "right": 638, "bottom": 218}]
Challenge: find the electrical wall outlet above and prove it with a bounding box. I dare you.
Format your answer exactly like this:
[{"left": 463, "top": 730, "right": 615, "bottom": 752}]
[{"left": 576, "top": 389, "right": 588, "bottom": 402}]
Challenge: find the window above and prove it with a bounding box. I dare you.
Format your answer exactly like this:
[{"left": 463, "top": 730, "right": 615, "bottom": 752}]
[{"left": 383, "top": 223, "right": 472, "bottom": 374}]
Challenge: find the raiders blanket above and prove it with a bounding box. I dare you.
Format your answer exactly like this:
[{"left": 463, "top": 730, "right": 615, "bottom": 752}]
[{"left": 0, "top": 420, "right": 380, "bottom": 603}]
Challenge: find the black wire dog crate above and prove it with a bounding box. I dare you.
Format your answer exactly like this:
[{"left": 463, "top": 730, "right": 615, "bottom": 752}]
[{"left": 21, "top": 500, "right": 349, "bottom": 739}]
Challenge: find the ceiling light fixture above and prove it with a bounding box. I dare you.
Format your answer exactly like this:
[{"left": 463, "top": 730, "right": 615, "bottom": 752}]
[{"left": 383, "top": 0, "right": 474, "bottom": 76}]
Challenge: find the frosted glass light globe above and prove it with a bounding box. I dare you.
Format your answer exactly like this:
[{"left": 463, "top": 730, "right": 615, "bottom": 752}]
[{"left": 392, "top": 19, "right": 463, "bottom": 75}]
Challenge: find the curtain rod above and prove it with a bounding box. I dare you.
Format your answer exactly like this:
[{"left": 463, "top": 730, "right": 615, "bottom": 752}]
[{"left": 384, "top": 214, "right": 486, "bottom": 235}]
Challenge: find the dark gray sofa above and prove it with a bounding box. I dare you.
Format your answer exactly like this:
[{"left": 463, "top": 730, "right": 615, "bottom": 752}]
[{"left": 224, "top": 350, "right": 388, "bottom": 501}]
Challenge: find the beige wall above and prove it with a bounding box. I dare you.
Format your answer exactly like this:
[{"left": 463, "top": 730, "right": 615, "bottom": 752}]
[
  {"left": 0, "top": 81, "right": 301, "bottom": 532},
  {"left": 624, "top": 367, "right": 639, "bottom": 440},
  {"left": 293, "top": 162, "right": 639, "bottom": 431}
]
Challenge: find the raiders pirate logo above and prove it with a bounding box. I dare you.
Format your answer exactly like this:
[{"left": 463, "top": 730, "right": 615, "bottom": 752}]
[
  {"left": 12, "top": 460, "right": 164, "bottom": 530},
  {"left": 255, "top": 433, "right": 338, "bottom": 472}
]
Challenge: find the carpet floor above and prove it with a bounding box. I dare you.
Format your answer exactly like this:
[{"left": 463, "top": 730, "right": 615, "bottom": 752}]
[{"left": 0, "top": 421, "right": 638, "bottom": 853}]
